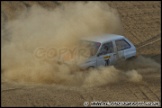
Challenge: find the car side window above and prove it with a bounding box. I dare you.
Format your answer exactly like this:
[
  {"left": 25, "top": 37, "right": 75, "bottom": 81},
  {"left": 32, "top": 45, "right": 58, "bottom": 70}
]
[
  {"left": 115, "top": 39, "right": 131, "bottom": 51},
  {"left": 100, "top": 41, "right": 114, "bottom": 55}
]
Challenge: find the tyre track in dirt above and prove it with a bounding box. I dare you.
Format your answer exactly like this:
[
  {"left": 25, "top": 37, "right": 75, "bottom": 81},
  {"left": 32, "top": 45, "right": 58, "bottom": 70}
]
[
  {"left": 128, "top": 84, "right": 160, "bottom": 101},
  {"left": 140, "top": 85, "right": 160, "bottom": 101}
]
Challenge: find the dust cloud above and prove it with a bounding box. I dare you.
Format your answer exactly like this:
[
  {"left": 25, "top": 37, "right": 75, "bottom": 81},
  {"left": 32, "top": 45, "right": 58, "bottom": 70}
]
[{"left": 1, "top": 2, "right": 160, "bottom": 87}]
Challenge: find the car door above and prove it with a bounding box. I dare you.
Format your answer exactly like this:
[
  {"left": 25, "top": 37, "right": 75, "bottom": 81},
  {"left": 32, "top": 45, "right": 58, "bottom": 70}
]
[{"left": 96, "top": 41, "right": 117, "bottom": 67}]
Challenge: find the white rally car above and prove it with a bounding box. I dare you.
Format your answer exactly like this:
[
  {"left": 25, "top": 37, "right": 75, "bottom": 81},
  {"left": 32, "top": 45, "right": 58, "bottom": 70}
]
[{"left": 80, "top": 34, "right": 136, "bottom": 69}]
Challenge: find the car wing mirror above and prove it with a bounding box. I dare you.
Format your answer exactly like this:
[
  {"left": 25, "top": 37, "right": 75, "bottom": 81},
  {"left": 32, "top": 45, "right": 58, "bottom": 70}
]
[{"left": 97, "top": 52, "right": 102, "bottom": 57}]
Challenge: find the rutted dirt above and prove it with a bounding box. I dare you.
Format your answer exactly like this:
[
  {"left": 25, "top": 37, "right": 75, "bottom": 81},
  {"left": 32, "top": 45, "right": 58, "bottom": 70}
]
[
  {"left": 1, "top": 55, "right": 161, "bottom": 107},
  {"left": 1, "top": 61, "right": 161, "bottom": 107}
]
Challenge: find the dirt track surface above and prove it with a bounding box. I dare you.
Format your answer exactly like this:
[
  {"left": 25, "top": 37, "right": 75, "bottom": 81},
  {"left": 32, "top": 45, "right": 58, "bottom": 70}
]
[
  {"left": 1, "top": 1, "right": 161, "bottom": 107},
  {"left": 1, "top": 78, "right": 161, "bottom": 107},
  {"left": 2, "top": 55, "right": 161, "bottom": 107}
]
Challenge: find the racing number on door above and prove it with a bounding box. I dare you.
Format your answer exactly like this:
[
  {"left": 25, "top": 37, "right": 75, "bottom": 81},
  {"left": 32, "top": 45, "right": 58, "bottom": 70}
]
[
  {"left": 98, "top": 41, "right": 113, "bottom": 67},
  {"left": 104, "top": 56, "right": 110, "bottom": 66},
  {"left": 105, "top": 59, "right": 109, "bottom": 66}
]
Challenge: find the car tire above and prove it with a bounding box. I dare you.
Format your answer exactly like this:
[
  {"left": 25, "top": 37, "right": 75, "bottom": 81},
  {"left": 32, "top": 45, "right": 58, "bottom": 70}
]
[
  {"left": 126, "top": 56, "right": 137, "bottom": 61},
  {"left": 87, "top": 66, "right": 94, "bottom": 71}
]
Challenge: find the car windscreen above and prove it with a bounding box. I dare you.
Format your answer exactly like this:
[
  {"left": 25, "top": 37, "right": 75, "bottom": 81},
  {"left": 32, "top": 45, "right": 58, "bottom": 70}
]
[{"left": 80, "top": 40, "right": 101, "bottom": 56}]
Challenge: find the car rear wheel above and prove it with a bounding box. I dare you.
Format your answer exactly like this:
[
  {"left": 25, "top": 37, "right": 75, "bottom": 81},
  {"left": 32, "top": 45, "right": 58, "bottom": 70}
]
[
  {"left": 126, "top": 56, "right": 137, "bottom": 61},
  {"left": 87, "top": 66, "right": 94, "bottom": 71}
]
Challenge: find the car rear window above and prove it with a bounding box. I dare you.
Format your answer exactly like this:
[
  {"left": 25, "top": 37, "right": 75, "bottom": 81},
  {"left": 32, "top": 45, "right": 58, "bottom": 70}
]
[{"left": 115, "top": 39, "right": 131, "bottom": 51}]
